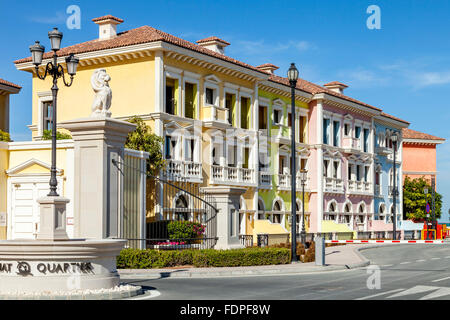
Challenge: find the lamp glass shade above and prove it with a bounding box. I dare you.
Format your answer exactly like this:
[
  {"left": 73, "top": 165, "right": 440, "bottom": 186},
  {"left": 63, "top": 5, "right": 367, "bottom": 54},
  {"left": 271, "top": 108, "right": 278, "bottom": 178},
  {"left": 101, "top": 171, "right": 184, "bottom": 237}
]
[
  {"left": 391, "top": 134, "right": 398, "bottom": 142},
  {"left": 65, "top": 54, "right": 79, "bottom": 76},
  {"left": 29, "top": 41, "right": 45, "bottom": 66},
  {"left": 287, "top": 63, "right": 299, "bottom": 82},
  {"left": 300, "top": 169, "right": 307, "bottom": 182},
  {"left": 48, "top": 28, "right": 63, "bottom": 51}
]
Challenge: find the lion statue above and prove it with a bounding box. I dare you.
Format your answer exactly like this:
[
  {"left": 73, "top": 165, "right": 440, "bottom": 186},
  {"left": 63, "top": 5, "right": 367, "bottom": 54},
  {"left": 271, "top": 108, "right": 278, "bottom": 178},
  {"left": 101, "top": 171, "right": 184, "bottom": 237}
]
[{"left": 91, "top": 69, "right": 112, "bottom": 117}]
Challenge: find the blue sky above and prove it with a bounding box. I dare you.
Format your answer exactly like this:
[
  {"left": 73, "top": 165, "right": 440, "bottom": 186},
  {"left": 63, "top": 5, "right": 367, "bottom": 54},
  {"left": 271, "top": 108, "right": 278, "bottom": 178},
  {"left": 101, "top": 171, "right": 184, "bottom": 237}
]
[{"left": 1, "top": 0, "right": 449, "bottom": 220}]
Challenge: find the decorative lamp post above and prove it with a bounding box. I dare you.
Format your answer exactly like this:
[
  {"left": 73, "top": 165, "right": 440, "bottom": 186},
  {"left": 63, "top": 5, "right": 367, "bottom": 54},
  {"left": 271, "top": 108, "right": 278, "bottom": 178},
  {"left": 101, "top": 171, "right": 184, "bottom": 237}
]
[
  {"left": 391, "top": 134, "right": 398, "bottom": 240},
  {"left": 300, "top": 169, "right": 308, "bottom": 245},
  {"left": 287, "top": 63, "right": 299, "bottom": 262},
  {"left": 29, "top": 28, "right": 79, "bottom": 196}
]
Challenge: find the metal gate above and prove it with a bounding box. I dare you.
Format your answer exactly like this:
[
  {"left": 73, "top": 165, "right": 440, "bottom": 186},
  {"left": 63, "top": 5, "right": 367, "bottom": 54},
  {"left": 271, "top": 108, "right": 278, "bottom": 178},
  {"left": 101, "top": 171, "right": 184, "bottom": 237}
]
[{"left": 114, "top": 158, "right": 218, "bottom": 250}]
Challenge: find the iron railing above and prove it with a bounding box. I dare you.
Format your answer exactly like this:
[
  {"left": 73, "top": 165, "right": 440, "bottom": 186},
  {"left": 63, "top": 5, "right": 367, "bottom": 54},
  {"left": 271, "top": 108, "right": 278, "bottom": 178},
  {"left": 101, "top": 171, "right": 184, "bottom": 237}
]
[{"left": 239, "top": 235, "right": 254, "bottom": 247}]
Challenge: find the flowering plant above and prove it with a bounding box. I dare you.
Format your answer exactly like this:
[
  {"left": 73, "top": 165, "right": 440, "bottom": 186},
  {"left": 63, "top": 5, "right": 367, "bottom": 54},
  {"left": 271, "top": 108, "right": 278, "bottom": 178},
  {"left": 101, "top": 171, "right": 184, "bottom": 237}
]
[{"left": 167, "top": 221, "right": 206, "bottom": 241}]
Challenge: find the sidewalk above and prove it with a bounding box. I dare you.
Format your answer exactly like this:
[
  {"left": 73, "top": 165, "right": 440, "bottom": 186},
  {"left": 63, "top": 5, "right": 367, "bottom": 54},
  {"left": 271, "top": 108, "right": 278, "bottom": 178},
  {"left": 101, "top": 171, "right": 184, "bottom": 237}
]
[{"left": 118, "top": 244, "right": 374, "bottom": 279}]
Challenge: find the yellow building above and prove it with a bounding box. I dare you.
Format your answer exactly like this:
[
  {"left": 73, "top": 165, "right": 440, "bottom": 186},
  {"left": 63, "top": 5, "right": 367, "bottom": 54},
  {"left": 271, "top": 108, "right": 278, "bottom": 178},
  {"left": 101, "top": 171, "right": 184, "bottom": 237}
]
[{"left": 11, "top": 15, "right": 312, "bottom": 245}]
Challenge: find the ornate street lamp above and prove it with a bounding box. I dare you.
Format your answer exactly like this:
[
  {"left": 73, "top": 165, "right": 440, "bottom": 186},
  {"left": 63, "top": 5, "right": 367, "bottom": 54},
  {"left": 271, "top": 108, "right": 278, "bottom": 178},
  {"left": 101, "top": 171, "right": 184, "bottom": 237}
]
[
  {"left": 300, "top": 169, "right": 307, "bottom": 245},
  {"left": 391, "top": 134, "right": 398, "bottom": 240},
  {"left": 29, "top": 28, "right": 79, "bottom": 196},
  {"left": 287, "top": 63, "right": 299, "bottom": 262}
]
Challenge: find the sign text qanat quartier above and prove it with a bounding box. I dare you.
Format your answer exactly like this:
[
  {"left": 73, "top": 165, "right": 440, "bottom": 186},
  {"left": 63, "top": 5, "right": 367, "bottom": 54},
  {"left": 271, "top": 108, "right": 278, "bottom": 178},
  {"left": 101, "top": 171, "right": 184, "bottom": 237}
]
[{"left": 0, "top": 261, "right": 94, "bottom": 276}]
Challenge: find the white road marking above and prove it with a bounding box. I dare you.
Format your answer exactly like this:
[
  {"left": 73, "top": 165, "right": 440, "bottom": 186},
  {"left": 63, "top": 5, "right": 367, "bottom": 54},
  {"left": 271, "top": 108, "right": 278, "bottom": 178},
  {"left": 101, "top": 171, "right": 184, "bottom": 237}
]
[
  {"left": 420, "top": 287, "right": 450, "bottom": 300},
  {"left": 387, "top": 286, "right": 439, "bottom": 299},
  {"left": 400, "top": 262, "right": 411, "bottom": 265},
  {"left": 416, "top": 259, "right": 426, "bottom": 262},
  {"left": 381, "top": 264, "right": 393, "bottom": 267},
  {"left": 432, "top": 276, "right": 450, "bottom": 283},
  {"left": 356, "top": 288, "right": 404, "bottom": 300},
  {"left": 445, "top": 256, "right": 450, "bottom": 259},
  {"left": 432, "top": 257, "right": 441, "bottom": 260}
]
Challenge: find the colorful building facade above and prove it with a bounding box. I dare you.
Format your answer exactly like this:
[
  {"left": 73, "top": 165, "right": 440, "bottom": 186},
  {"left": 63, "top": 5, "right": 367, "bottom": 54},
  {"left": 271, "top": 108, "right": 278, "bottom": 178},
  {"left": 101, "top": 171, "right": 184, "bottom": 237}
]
[{"left": 3, "top": 14, "right": 422, "bottom": 243}]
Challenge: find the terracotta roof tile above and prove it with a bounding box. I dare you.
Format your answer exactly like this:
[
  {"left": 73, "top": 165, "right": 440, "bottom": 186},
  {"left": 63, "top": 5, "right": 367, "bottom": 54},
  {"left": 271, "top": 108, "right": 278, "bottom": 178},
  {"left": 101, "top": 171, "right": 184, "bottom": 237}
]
[
  {"left": 92, "top": 15, "right": 124, "bottom": 23},
  {"left": 323, "top": 81, "right": 348, "bottom": 88},
  {"left": 268, "top": 74, "right": 381, "bottom": 111},
  {"left": 14, "top": 26, "right": 266, "bottom": 75},
  {"left": 257, "top": 63, "right": 279, "bottom": 70},
  {"left": 196, "top": 36, "right": 230, "bottom": 46},
  {"left": 402, "top": 128, "right": 445, "bottom": 141},
  {"left": 0, "top": 78, "right": 21, "bottom": 89},
  {"left": 380, "top": 112, "right": 409, "bottom": 125}
]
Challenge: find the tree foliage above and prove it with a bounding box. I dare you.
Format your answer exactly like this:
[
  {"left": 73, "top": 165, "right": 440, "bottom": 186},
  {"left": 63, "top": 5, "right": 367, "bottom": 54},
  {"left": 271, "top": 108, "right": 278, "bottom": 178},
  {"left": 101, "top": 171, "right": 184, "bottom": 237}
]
[
  {"left": 42, "top": 130, "right": 72, "bottom": 140},
  {"left": 0, "top": 130, "right": 11, "bottom": 142},
  {"left": 403, "top": 176, "right": 442, "bottom": 221},
  {"left": 125, "top": 116, "right": 165, "bottom": 175}
]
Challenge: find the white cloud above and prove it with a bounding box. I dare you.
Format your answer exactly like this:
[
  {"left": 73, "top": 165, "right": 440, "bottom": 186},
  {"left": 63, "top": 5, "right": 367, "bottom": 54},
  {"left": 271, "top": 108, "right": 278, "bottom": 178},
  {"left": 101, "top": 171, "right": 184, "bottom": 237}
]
[{"left": 412, "top": 71, "right": 450, "bottom": 88}]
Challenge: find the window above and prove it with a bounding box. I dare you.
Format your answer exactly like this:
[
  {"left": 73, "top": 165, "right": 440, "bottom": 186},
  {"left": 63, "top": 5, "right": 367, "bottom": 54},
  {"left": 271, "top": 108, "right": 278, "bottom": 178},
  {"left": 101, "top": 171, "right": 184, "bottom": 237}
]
[
  {"left": 323, "top": 118, "right": 330, "bottom": 144},
  {"left": 243, "top": 146, "right": 250, "bottom": 169},
  {"left": 279, "top": 156, "right": 287, "bottom": 174},
  {"left": 323, "top": 160, "right": 330, "bottom": 177},
  {"left": 227, "top": 138, "right": 237, "bottom": 167},
  {"left": 259, "top": 105, "right": 268, "bottom": 129},
  {"left": 333, "top": 121, "right": 340, "bottom": 147},
  {"left": 165, "top": 136, "right": 177, "bottom": 160},
  {"left": 185, "top": 138, "right": 195, "bottom": 162},
  {"left": 273, "top": 109, "right": 281, "bottom": 125},
  {"left": 42, "top": 101, "right": 53, "bottom": 132},
  {"left": 363, "top": 128, "right": 370, "bottom": 152},
  {"left": 288, "top": 112, "right": 292, "bottom": 128},
  {"left": 226, "top": 93, "right": 235, "bottom": 125},
  {"left": 185, "top": 82, "right": 195, "bottom": 119},
  {"left": 299, "top": 116, "right": 306, "bottom": 143},
  {"left": 356, "top": 165, "right": 361, "bottom": 181},
  {"left": 205, "top": 88, "right": 215, "bottom": 105},
  {"left": 348, "top": 164, "right": 352, "bottom": 180},
  {"left": 300, "top": 158, "right": 307, "bottom": 171},
  {"left": 364, "top": 166, "right": 369, "bottom": 182},
  {"left": 165, "top": 78, "right": 176, "bottom": 115},
  {"left": 375, "top": 171, "right": 380, "bottom": 185},
  {"left": 240, "top": 97, "right": 250, "bottom": 129},
  {"left": 344, "top": 123, "right": 350, "bottom": 136},
  {"left": 355, "top": 126, "right": 361, "bottom": 140},
  {"left": 333, "top": 161, "right": 339, "bottom": 179}
]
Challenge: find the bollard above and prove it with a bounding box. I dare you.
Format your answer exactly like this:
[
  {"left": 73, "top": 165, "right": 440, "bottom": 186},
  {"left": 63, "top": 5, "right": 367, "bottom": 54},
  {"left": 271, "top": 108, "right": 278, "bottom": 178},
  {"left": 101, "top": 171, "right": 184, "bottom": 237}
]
[{"left": 315, "top": 236, "right": 325, "bottom": 266}]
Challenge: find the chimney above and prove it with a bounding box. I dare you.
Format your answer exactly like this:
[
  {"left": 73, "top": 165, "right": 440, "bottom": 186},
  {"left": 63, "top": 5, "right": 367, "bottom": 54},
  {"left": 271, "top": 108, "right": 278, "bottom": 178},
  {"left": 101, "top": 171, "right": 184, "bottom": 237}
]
[
  {"left": 196, "top": 37, "right": 230, "bottom": 55},
  {"left": 256, "top": 63, "right": 279, "bottom": 75},
  {"left": 323, "top": 81, "right": 348, "bottom": 94},
  {"left": 92, "top": 15, "right": 124, "bottom": 40}
]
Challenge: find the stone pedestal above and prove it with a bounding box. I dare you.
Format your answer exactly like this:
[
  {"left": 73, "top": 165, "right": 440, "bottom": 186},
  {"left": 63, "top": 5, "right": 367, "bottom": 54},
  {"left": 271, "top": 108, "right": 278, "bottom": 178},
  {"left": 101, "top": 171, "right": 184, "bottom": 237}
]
[
  {"left": 201, "top": 186, "right": 246, "bottom": 250},
  {"left": 37, "top": 196, "right": 70, "bottom": 240},
  {"left": 61, "top": 117, "right": 136, "bottom": 239},
  {"left": 0, "top": 239, "right": 125, "bottom": 294}
]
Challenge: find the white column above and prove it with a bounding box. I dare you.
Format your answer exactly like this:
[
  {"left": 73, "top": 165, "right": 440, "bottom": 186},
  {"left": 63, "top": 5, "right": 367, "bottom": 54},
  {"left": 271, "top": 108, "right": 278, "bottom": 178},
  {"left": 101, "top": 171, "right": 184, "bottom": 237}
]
[{"left": 155, "top": 51, "right": 164, "bottom": 113}]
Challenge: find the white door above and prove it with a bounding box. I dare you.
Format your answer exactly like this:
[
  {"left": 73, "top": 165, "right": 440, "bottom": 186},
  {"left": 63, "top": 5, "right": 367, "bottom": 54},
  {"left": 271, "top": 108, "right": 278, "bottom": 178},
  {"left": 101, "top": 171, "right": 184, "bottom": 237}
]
[{"left": 10, "top": 182, "right": 53, "bottom": 240}]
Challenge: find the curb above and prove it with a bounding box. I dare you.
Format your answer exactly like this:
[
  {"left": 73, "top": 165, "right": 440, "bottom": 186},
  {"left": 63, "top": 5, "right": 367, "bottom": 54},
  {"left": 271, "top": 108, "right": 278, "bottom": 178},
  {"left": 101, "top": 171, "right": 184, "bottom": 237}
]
[
  {"left": 118, "top": 264, "right": 349, "bottom": 279},
  {"left": 118, "top": 244, "right": 395, "bottom": 279}
]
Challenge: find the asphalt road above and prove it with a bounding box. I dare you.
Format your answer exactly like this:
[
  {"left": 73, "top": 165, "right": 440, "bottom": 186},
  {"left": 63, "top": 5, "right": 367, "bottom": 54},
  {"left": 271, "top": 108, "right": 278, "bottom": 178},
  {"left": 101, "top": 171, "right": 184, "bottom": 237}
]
[{"left": 123, "top": 244, "right": 450, "bottom": 300}]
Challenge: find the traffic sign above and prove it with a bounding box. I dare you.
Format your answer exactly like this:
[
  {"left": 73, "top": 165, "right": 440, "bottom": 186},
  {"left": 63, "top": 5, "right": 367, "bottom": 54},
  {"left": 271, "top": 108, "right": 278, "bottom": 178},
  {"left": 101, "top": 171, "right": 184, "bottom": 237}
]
[{"left": 426, "top": 203, "right": 431, "bottom": 214}]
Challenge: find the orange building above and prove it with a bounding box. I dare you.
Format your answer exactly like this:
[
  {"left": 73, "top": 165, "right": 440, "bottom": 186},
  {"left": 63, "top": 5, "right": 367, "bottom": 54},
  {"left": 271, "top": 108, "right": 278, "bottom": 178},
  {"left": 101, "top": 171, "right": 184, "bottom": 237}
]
[{"left": 402, "top": 128, "right": 445, "bottom": 186}]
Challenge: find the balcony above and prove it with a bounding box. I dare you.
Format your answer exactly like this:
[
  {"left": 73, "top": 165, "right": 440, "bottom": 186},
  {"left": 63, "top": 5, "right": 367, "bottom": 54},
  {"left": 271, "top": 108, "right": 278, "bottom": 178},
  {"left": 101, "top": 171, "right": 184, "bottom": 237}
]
[
  {"left": 342, "top": 137, "right": 361, "bottom": 153},
  {"left": 375, "top": 146, "right": 392, "bottom": 156},
  {"left": 259, "top": 171, "right": 272, "bottom": 188},
  {"left": 374, "top": 184, "right": 381, "bottom": 196},
  {"left": 324, "top": 177, "right": 344, "bottom": 193},
  {"left": 165, "top": 160, "right": 202, "bottom": 182},
  {"left": 348, "top": 180, "right": 372, "bottom": 194},
  {"left": 210, "top": 165, "right": 256, "bottom": 186},
  {"left": 388, "top": 185, "right": 400, "bottom": 197}
]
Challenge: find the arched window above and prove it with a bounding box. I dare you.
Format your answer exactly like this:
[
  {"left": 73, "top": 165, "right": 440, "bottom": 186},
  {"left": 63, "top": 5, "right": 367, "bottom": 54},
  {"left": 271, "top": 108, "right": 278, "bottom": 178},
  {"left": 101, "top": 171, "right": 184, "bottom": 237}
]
[
  {"left": 272, "top": 200, "right": 283, "bottom": 224},
  {"left": 274, "top": 201, "right": 282, "bottom": 212},
  {"left": 258, "top": 198, "right": 265, "bottom": 220},
  {"left": 175, "top": 195, "right": 189, "bottom": 221}
]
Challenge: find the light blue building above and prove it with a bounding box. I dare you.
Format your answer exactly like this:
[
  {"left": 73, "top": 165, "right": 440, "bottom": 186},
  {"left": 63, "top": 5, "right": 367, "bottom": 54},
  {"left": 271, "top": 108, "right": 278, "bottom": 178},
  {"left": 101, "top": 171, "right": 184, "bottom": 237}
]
[{"left": 372, "top": 113, "right": 411, "bottom": 234}]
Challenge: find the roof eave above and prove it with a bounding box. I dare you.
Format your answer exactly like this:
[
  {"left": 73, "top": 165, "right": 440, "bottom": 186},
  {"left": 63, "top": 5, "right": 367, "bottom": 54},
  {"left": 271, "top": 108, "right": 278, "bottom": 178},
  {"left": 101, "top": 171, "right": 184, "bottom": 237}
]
[
  {"left": 313, "top": 92, "right": 381, "bottom": 116},
  {"left": 374, "top": 115, "right": 410, "bottom": 129},
  {"left": 0, "top": 83, "right": 21, "bottom": 94}
]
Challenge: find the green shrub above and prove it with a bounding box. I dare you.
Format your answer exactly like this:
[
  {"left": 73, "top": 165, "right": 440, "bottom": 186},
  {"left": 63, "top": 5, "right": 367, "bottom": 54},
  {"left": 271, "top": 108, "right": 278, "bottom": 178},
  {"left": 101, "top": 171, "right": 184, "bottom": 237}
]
[
  {"left": 167, "top": 221, "right": 205, "bottom": 240},
  {"left": 42, "top": 130, "right": 72, "bottom": 140},
  {"left": 117, "top": 247, "right": 290, "bottom": 269},
  {"left": 0, "top": 130, "right": 10, "bottom": 142}
]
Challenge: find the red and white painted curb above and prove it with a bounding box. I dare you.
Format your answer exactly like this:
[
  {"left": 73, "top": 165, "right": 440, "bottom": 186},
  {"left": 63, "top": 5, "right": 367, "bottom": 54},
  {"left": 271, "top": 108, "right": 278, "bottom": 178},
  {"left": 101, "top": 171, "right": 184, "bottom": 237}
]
[{"left": 325, "top": 240, "right": 445, "bottom": 244}]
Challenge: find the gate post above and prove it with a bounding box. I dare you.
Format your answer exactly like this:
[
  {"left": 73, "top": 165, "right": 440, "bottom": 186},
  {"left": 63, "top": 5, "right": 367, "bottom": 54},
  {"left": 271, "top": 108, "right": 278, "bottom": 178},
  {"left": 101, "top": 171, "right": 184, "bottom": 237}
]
[
  {"left": 201, "top": 186, "right": 246, "bottom": 249},
  {"left": 61, "top": 117, "right": 136, "bottom": 239}
]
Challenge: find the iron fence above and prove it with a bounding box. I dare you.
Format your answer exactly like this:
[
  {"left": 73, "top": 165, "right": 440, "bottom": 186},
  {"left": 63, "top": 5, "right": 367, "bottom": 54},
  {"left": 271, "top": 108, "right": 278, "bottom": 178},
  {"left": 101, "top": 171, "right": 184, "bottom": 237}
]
[{"left": 239, "top": 235, "right": 254, "bottom": 247}]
